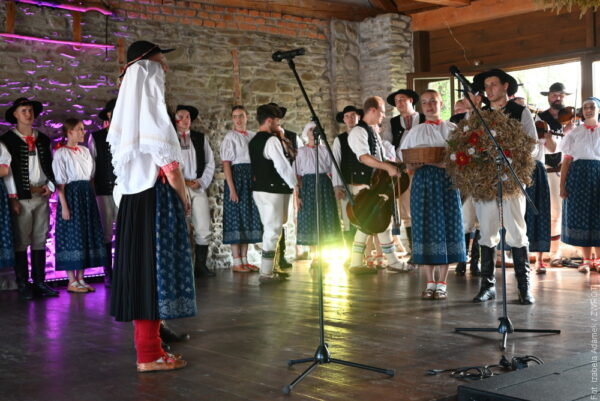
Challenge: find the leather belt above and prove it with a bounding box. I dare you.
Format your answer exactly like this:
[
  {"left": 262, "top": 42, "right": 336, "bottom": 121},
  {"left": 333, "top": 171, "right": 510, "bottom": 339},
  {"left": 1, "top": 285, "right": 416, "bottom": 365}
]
[
  {"left": 30, "top": 185, "right": 45, "bottom": 194},
  {"left": 545, "top": 167, "right": 561, "bottom": 173}
]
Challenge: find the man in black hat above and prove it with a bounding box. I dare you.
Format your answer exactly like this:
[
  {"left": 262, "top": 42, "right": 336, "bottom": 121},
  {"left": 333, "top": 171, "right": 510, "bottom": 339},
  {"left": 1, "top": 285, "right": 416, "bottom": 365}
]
[
  {"left": 470, "top": 69, "right": 538, "bottom": 305},
  {"left": 267, "top": 102, "right": 299, "bottom": 270},
  {"left": 537, "top": 82, "right": 573, "bottom": 265},
  {"left": 332, "top": 105, "right": 364, "bottom": 249},
  {"left": 88, "top": 98, "right": 117, "bottom": 287},
  {"left": 249, "top": 104, "right": 297, "bottom": 284},
  {"left": 1, "top": 97, "right": 58, "bottom": 300},
  {"left": 174, "top": 104, "right": 215, "bottom": 278},
  {"left": 383, "top": 89, "right": 425, "bottom": 266}
]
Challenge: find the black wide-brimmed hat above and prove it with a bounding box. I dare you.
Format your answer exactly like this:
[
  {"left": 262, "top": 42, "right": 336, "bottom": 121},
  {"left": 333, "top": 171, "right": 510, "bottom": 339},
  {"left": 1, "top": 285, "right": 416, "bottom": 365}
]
[
  {"left": 126, "top": 40, "right": 175, "bottom": 64},
  {"left": 5, "top": 97, "right": 43, "bottom": 124},
  {"left": 176, "top": 105, "right": 199, "bottom": 121},
  {"left": 335, "top": 105, "right": 364, "bottom": 123},
  {"left": 98, "top": 98, "right": 117, "bottom": 121},
  {"left": 386, "top": 89, "right": 419, "bottom": 107},
  {"left": 268, "top": 102, "right": 287, "bottom": 118},
  {"left": 473, "top": 69, "right": 519, "bottom": 97},
  {"left": 541, "top": 82, "right": 571, "bottom": 96},
  {"left": 257, "top": 103, "right": 285, "bottom": 121}
]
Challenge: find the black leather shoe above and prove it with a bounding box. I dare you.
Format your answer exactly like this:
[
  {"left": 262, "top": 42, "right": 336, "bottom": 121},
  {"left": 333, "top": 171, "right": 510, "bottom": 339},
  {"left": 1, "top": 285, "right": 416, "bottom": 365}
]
[
  {"left": 32, "top": 282, "right": 59, "bottom": 297},
  {"left": 279, "top": 257, "right": 293, "bottom": 269},
  {"left": 473, "top": 286, "right": 496, "bottom": 302},
  {"left": 160, "top": 322, "right": 190, "bottom": 343},
  {"left": 194, "top": 245, "right": 216, "bottom": 277},
  {"left": 455, "top": 262, "right": 466, "bottom": 276},
  {"left": 17, "top": 282, "right": 34, "bottom": 301},
  {"left": 518, "top": 290, "right": 535, "bottom": 305},
  {"left": 512, "top": 246, "right": 535, "bottom": 305}
]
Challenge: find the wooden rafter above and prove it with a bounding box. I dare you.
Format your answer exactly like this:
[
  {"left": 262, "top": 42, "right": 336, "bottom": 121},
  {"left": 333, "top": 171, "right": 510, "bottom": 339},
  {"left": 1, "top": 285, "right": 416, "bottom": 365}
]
[
  {"left": 412, "top": 0, "right": 470, "bottom": 6},
  {"left": 193, "top": 0, "right": 380, "bottom": 21},
  {"left": 368, "top": 0, "right": 399, "bottom": 13},
  {"left": 411, "top": 0, "right": 543, "bottom": 31}
]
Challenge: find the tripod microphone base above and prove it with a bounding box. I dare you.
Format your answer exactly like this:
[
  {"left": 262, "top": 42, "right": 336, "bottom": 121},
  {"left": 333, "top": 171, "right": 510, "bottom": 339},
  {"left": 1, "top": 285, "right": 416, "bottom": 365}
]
[
  {"left": 456, "top": 316, "right": 561, "bottom": 350},
  {"left": 284, "top": 343, "right": 395, "bottom": 394}
]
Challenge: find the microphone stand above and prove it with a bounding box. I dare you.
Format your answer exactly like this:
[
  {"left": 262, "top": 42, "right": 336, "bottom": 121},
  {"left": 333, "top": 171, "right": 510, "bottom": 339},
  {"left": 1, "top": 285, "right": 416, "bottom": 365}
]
[
  {"left": 278, "top": 55, "right": 395, "bottom": 394},
  {"left": 452, "top": 82, "right": 560, "bottom": 351}
]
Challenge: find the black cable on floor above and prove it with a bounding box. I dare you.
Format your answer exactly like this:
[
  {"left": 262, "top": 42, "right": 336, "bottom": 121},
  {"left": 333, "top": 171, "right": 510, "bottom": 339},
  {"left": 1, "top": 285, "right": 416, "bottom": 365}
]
[{"left": 427, "top": 355, "right": 544, "bottom": 380}]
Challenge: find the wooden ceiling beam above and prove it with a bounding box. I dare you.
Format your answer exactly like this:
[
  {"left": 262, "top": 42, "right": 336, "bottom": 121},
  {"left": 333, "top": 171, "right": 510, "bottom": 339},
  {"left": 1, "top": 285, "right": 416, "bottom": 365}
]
[
  {"left": 411, "top": 0, "right": 544, "bottom": 31},
  {"left": 192, "top": 0, "right": 381, "bottom": 21},
  {"left": 412, "top": 0, "right": 470, "bottom": 7},
  {"left": 368, "top": 0, "right": 399, "bottom": 13}
]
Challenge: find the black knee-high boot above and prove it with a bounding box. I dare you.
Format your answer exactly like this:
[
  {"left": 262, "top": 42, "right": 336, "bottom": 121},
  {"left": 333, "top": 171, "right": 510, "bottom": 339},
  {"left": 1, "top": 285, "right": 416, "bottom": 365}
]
[
  {"left": 473, "top": 245, "right": 496, "bottom": 302},
  {"left": 512, "top": 246, "right": 535, "bottom": 304},
  {"left": 104, "top": 243, "right": 113, "bottom": 287},
  {"left": 277, "top": 232, "right": 292, "bottom": 269},
  {"left": 456, "top": 233, "right": 470, "bottom": 276},
  {"left": 194, "top": 244, "right": 215, "bottom": 277},
  {"left": 405, "top": 227, "right": 414, "bottom": 265},
  {"left": 470, "top": 230, "right": 481, "bottom": 276},
  {"left": 14, "top": 251, "right": 33, "bottom": 300},
  {"left": 31, "top": 249, "right": 59, "bottom": 297}
]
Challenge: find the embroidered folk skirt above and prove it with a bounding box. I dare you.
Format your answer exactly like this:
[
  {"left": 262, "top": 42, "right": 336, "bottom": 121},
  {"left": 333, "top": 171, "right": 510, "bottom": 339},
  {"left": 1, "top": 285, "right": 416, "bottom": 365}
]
[
  {"left": 562, "top": 159, "right": 600, "bottom": 247},
  {"left": 223, "top": 163, "right": 263, "bottom": 244},
  {"left": 297, "top": 174, "right": 342, "bottom": 246},
  {"left": 525, "top": 161, "right": 551, "bottom": 252},
  {"left": 0, "top": 180, "right": 14, "bottom": 269},
  {"left": 110, "top": 180, "right": 196, "bottom": 322},
  {"left": 55, "top": 180, "right": 106, "bottom": 270},
  {"left": 410, "top": 166, "right": 466, "bottom": 265}
]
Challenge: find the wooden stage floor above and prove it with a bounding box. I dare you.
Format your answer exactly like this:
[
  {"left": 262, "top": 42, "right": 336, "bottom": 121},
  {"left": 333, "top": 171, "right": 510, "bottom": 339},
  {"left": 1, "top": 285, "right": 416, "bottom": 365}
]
[{"left": 0, "top": 261, "right": 594, "bottom": 401}]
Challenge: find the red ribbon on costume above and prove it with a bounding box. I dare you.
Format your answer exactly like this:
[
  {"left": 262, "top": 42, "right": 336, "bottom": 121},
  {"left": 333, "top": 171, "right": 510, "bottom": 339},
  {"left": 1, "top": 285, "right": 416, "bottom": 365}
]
[
  {"left": 238, "top": 130, "right": 248, "bottom": 136},
  {"left": 25, "top": 136, "right": 36, "bottom": 152},
  {"left": 425, "top": 120, "right": 441, "bottom": 125},
  {"left": 584, "top": 123, "right": 599, "bottom": 131}
]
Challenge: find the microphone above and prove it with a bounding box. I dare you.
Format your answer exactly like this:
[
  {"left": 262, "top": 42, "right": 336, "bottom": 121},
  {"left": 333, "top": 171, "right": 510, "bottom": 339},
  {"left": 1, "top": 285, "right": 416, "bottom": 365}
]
[
  {"left": 272, "top": 48, "right": 306, "bottom": 62},
  {"left": 449, "top": 65, "right": 476, "bottom": 95}
]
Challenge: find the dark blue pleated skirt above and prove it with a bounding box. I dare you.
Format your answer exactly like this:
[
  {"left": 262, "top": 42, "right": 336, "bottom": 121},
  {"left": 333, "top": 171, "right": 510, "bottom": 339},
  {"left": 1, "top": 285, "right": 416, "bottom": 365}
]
[
  {"left": 297, "top": 174, "right": 342, "bottom": 246},
  {"left": 223, "top": 164, "right": 263, "bottom": 244},
  {"left": 525, "top": 161, "right": 551, "bottom": 252},
  {"left": 55, "top": 180, "right": 106, "bottom": 270},
  {"left": 111, "top": 180, "right": 196, "bottom": 322},
  {"left": 562, "top": 159, "right": 600, "bottom": 246},
  {"left": 410, "top": 166, "right": 466, "bottom": 265},
  {"left": 0, "top": 180, "right": 14, "bottom": 269}
]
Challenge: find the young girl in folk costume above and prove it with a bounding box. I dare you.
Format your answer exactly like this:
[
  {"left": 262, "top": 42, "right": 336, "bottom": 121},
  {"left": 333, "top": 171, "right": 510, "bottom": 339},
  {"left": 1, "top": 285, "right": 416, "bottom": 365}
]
[
  {"left": 0, "top": 142, "right": 16, "bottom": 273},
  {"left": 294, "top": 122, "right": 341, "bottom": 265},
  {"left": 400, "top": 90, "right": 466, "bottom": 300},
  {"left": 53, "top": 119, "right": 106, "bottom": 293},
  {"left": 221, "top": 105, "right": 263, "bottom": 273},
  {"left": 560, "top": 97, "right": 600, "bottom": 273}
]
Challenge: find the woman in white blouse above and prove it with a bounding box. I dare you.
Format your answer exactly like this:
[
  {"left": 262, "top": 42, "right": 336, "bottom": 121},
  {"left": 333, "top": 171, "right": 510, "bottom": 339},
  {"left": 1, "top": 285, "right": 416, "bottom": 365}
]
[
  {"left": 52, "top": 119, "right": 106, "bottom": 293},
  {"left": 560, "top": 97, "right": 600, "bottom": 272}
]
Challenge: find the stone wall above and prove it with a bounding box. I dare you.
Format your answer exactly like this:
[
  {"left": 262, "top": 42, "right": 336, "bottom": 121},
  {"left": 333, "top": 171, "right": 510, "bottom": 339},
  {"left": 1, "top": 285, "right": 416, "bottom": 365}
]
[{"left": 0, "top": 1, "right": 414, "bottom": 271}]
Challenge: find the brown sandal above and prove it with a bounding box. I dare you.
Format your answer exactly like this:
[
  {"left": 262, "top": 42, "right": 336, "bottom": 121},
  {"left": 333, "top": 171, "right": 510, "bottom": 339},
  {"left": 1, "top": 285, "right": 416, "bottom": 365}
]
[{"left": 232, "top": 264, "right": 251, "bottom": 273}]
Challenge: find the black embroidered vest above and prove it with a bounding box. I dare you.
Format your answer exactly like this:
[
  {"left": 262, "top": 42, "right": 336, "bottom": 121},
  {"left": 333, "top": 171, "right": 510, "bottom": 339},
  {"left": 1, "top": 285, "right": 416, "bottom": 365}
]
[
  {"left": 338, "top": 132, "right": 373, "bottom": 185},
  {"left": 390, "top": 113, "right": 425, "bottom": 149},
  {"left": 0, "top": 129, "right": 55, "bottom": 200},
  {"left": 249, "top": 131, "right": 293, "bottom": 194},
  {"left": 91, "top": 128, "right": 116, "bottom": 196},
  {"left": 189, "top": 130, "right": 207, "bottom": 180}
]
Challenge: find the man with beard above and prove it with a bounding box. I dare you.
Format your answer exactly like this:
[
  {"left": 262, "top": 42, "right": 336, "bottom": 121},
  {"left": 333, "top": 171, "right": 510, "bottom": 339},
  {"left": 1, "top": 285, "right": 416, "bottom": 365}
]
[
  {"left": 249, "top": 104, "right": 297, "bottom": 284},
  {"left": 537, "top": 83, "right": 574, "bottom": 265}
]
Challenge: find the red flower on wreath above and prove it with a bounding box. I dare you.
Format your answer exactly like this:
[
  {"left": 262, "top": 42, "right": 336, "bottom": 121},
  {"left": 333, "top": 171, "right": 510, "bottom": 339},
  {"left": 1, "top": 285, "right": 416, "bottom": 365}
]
[
  {"left": 503, "top": 149, "right": 512, "bottom": 158},
  {"left": 455, "top": 151, "right": 470, "bottom": 166},
  {"left": 468, "top": 131, "right": 480, "bottom": 145}
]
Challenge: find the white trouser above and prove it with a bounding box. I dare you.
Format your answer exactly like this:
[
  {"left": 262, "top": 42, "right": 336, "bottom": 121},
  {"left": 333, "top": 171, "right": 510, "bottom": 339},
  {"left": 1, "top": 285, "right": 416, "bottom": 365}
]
[
  {"left": 188, "top": 188, "right": 211, "bottom": 245},
  {"left": 463, "top": 196, "right": 479, "bottom": 233},
  {"left": 13, "top": 194, "right": 50, "bottom": 252},
  {"left": 475, "top": 195, "right": 528, "bottom": 249},
  {"left": 253, "top": 192, "right": 290, "bottom": 276},
  {"left": 340, "top": 184, "right": 368, "bottom": 231},
  {"left": 96, "top": 194, "right": 118, "bottom": 244},
  {"left": 547, "top": 171, "right": 562, "bottom": 237},
  {"left": 399, "top": 175, "right": 411, "bottom": 228}
]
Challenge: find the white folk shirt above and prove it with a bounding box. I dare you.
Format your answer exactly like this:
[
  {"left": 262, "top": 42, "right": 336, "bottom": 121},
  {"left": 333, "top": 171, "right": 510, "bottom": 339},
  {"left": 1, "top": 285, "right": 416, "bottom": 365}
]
[
  {"left": 52, "top": 145, "right": 95, "bottom": 184},
  {"left": 348, "top": 124, "right": 384, "bottom": 162},
  {"left": 12, "top": 128, "right": 48, "bottom": 187},
  {"left": 178, "top": 130, "right": 215, "bottom": 190},
  {"left": 399, "top": 120, "right": 456, "bottom": 157},
  {"left": 382, "top": 112, "right": 422, "bottom": 144},
  {"left": 0, "top": 142, "right": 16, "bottom": 195},
  {"left": 293, "top": 145, "right": 333, "bottom": 176},
  {"left": 561, "top": 124, "right": 600, "bottom": 161},
  {"left": 264, "top": 135, "right": 297, "bottom": 189},
  {"left": 220, "top": 129, "right": 255, "bottom": 165}
]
